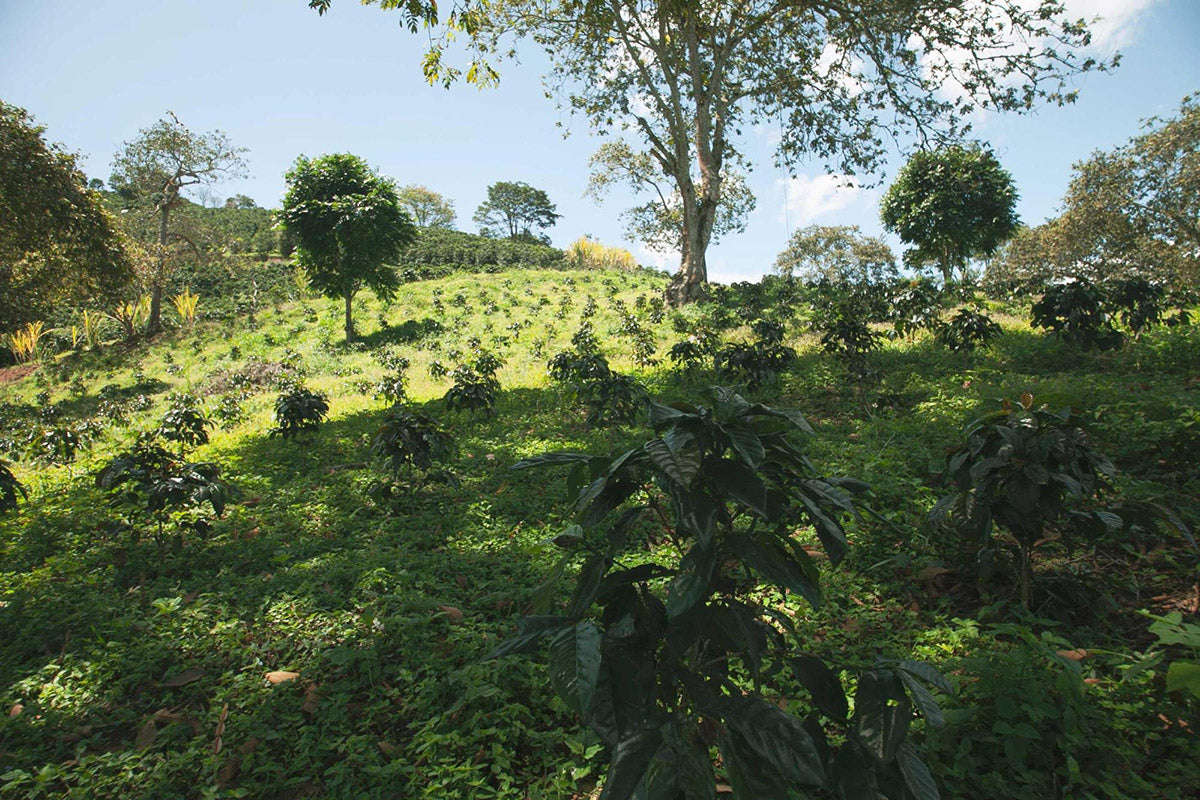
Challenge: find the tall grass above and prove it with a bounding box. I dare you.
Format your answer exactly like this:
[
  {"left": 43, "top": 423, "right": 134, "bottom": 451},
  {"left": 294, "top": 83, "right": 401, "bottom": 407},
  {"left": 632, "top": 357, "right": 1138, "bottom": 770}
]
[{"left": 565, "top": 236, "right": 639, "bottom": 271}]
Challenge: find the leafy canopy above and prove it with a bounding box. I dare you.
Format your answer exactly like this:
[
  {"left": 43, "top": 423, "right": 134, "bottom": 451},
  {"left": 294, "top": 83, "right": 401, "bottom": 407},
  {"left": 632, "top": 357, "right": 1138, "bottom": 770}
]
[
  {"left": 0, "top": 101, "right": 133, "bottom": 333},
  {"left": 278, "top": 153, "right": 416, "bottom": 338},
  {"left": 397, "top": 184, "right": 457, "bottom": 229},
  {"left": 880, "top": 144, "right": 1019, "bottom": 286},
  {"left": 472, "top": 181, "right": 559, "bottom": 241},
  {"left": 774, "top": 225, "right": 897, "bottom": 286}
]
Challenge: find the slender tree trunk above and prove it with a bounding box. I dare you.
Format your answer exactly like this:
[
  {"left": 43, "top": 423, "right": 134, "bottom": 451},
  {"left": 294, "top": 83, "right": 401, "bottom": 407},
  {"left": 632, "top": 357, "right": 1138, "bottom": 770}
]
[
  {"left": 344, "top": 290, "right": 355, "bottom": 342},
  {"left": 667, "top": 187, "right": 719, "bottom": 306},
  {"left": 148, "top": 205, "right": 170, "bottom": 334}
]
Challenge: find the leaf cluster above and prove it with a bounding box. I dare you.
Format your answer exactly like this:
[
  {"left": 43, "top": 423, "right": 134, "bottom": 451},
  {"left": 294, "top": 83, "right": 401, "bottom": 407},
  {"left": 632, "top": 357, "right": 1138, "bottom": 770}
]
[
  {"left": 271, "top": 383, "right": 330, "bottom": 439},
  {"left": 501, "top": 387, "right": 947, "bottom": 799}
]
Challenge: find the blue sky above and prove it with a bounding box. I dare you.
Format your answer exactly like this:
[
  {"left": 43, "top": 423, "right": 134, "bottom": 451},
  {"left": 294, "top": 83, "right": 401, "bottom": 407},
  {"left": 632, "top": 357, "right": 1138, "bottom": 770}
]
[{"left": 1, "top": 0, "right": 1196, "bottom": 282}]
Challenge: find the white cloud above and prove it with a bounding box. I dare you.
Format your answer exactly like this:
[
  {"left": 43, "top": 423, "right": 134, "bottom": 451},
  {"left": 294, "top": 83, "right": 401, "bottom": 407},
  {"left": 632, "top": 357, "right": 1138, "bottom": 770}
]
[
  {"left": 635, "top": 243, "right": 678, "bottom": 271},
  {"left": 1066, "top": 0, "right": 1159, "bottom": 52},
  {"left": 776, "top": 174, "right": 862, "bottom": 225}
]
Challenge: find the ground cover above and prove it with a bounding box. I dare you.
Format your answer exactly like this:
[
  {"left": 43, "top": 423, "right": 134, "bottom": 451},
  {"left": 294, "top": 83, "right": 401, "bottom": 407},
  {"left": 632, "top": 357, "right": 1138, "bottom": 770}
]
[{"left": 0, "top": 268, "right": 1196, "bottom": 799}]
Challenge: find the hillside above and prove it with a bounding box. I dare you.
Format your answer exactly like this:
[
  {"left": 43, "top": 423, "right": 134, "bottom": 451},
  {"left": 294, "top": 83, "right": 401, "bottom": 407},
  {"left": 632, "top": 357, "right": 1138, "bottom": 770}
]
[{"left": 1, "top": 268, "right": 1198, "bottom": 799}]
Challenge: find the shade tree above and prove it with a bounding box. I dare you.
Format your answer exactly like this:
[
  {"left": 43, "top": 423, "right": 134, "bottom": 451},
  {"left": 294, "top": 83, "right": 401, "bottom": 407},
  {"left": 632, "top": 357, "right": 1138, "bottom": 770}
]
[
  {"left": 472, "top": 181, "right": 559, "bottom": 242},
  {"left": 880, "top": 144, "right": 1020, "bottom": 287},
  {"left": 278, "top": 153, "right": 416, "bottom": 341},
  {"left": 773, "top": 225, "right": 897, "bottom": 286},
  {"left": 110, "top": 112, "right": 247, "bottom": 334}
]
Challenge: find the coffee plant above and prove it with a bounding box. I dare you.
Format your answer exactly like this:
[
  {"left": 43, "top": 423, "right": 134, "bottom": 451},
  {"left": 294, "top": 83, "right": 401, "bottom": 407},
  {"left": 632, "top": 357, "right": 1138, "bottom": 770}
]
[
  {"left": 0, "top": 457, "right": 25, "bottom": 514},
  {"left": 1031, "top": 281, "right": 1123, "bottom": 350},
  {"left": 499, "top": 388, "right": 947, "bottom": 799},
  {"left": 888, "top": 278, "right": 943, "bottom": 340},
  {"left": 444, "top": 351, "right": 502, "bottom": 416},
  {"left": 271, "top": 383, "right": 330, "bottom": 439},
  {"left": 368, "top": 405, "right": 457, "bottom": 508},
  {"left": 549, "top": 325, "right": 645, "bottom": 426},
  {"left": 714, "top": 319, "right": 797, "bottom": 390},
  {"left": 929, "top": 393, "right": 1117, "bottom": 608},
  {"left": 1107, "top": 278, "right": 1163, "bottom": 338},
  {"left": 934, "top": 307, "right": 1003, "bottom": 352},
  {"left": 96, "top": 437, "right": 229, "bottom": 546},
  {"left": 156, "top": 393, "right": 212, "bottom": 456}
]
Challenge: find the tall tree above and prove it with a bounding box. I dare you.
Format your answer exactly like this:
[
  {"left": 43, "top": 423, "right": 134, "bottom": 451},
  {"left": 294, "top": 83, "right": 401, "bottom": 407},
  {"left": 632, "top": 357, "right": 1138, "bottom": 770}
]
[
  {"left": 774, "top": 225, "right": 897, "bottom": 285},
  {"left": 880, "top": 144, "right": 1020, "bottom": 286},
  {"left": 586, "top": 139, "right": 754, "bottom": 262},
  {"left": 278, "top": 153, "right": 416, "bottom": 341},
  {"left": 397, "top": 184, "right": 457, "bottom": 228},
  {"left": 0, "top": 101, "right": 133, "bottom": 333},
  {"left": 472, "top": 181, "right": 559, "bottom": 241},
  {"left": 312, "top": 2, "right": 1109, "bottom": 303},
  {"left": 110, "top": 112, "right": 247, "bottom": 334}
]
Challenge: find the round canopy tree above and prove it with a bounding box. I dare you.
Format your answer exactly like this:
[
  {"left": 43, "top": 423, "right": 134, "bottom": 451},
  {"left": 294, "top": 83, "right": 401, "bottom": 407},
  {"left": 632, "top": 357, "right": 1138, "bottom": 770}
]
[
  {"left": 279, "top": 154, "right": 416, "bottom": 341},
  {"left": 880, "top": 144, "right": 1020, "bottom": 287},
  {"left": 472, "top": 181, "right": 559, "bottom": 242}
]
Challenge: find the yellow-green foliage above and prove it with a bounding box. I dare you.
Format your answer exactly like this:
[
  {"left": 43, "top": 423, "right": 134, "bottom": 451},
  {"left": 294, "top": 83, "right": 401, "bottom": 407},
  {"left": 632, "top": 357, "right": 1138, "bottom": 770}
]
[
  {"left": 566, "top": 236, "right": 639, "bottom": 271},
  {"left": 110, "top": 296, "right": 150, "bottom": 338},
  {"left": 5, "top": 320, "right": 49, "bottom": 364},
  {"left": 172, "top": 288, "right": 199, "bottom": 327},
  {"left": 79, "top": 310, "right": 106, "bottom": 349}
]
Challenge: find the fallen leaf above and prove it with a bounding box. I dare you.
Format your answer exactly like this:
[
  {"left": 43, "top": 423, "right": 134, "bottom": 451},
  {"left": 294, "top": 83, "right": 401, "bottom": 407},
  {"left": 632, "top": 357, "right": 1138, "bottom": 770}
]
[
  {"left": 455, "top": 574, "right": 469, "bottom": 589},
  {"left": 134, "top": 718, "right": 158, "bottom": 751},
  {"left": 437, "top": 605, "right": 464, "bottom": 623},
  {"left": 162, "top": 667, "right": 206, "bottom": 687},
  {"left": 240, "top": 737, "right": 260, "bottom": 755},
  {"left": 9, "top": 703, "right": 23, "bottom": 717},
  {"left": 1084, "top": 677, "right": 1101, "bottom": 685},
  {"left": 378, "top": 741, "right": 400, "bottom": 757},
  {"left": 1056, "top": 649, "right": 1089, "bottom": 661},
  {"left": 265, "top": 670, "right": 300, "bottom": 684}
]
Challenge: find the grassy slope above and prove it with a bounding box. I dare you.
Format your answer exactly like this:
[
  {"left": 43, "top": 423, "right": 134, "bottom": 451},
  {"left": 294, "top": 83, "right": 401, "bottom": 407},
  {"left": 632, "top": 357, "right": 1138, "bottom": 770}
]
[{"left": 1, "top": 269, "right": 1197, "bottom": 799}]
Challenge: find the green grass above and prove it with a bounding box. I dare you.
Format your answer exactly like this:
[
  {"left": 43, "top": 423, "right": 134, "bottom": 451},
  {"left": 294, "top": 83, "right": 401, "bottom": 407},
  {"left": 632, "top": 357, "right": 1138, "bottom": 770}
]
[{"left": 1, "top": 269, "right": 1197, "bottom": 799}]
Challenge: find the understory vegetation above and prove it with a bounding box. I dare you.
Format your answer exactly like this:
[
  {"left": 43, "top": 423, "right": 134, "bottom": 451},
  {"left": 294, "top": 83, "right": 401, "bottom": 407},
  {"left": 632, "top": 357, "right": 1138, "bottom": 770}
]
[{"left": 0, "top": 266, "right": 1197, "bottom": 799}]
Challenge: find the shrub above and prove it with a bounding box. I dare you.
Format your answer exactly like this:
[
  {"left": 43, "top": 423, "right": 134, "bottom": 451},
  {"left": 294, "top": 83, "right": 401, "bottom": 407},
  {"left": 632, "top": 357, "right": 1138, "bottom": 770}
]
[
  {"left": 1107, "top": 278, "right": 1163, "bottom": 338},
  {"left": 271, "top": 383, "right": 330, "bottom": 439},
  {"left": 444, "top": 352, "right": 502, "bottom": 416},
  {"left": 156, "top": 393, "right": 212, "bottom": 455},
  {"left": 934, "top": 307, "right": 1003, "bottom": 352},
  {"left": 368, "top": 405, "right": 457, "bottom": 508},
  {"left": 1031, "top": 281, "right": 1123, "bottom": 350},
  {"left": 499, "top": 388, "right": 947, "bottom": 798},
  {"left": 929, "top": 393, "right": 1116, "bottom": 608},
  {"left": 0, "top": 457, "right": 25, "bottom": 514},
  {"left": 888, "top": 278, "right": 943, "bottom": 339},
  {"left": 96, "top": 438, "right": 228, "bottom": 545},
  {"left": 714, "top": 318, "right": 797, "bottom": 389}
]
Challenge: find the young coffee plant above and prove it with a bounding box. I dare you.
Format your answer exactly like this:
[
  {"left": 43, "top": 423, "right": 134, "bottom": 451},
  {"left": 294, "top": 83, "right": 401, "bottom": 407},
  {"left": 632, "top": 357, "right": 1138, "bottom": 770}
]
[
  {"left": 444, "top": 351, "right": 502, "bottom": 416},
  {"left": 368, "top": 405, "right": 456, "bottom": 508},
  {"left": 1031, "top": 281, "right": 1123, "bottom": 350},
  {"left": 929, "top": 393, "right": 1117, "bottom": 609},
  {"left": 498, "top": 387, "right": 948, "bottom": 800},
  {"left": 0, "top": 457, "right": 26, "bottom": 514},
  {"left": 96, "top": 437, "right": 228, "bottom": 548},
  {"left": 668, "top": 334, "right": 716, "bottom": 376},
  {"left": 549, "top": 326, "right": 645, "bottom": 426},
  {"left": 888, "top": 278, "right": 943, "bottom": 340},
  {"left": 271, "top": 383, "right": 330, "bottom": 439},
  {"left": 1106, "top": 278, "right": 1163, "bottom": 339},
  {"left": 156, "top": 393, "right": 213, "bottom": 456},
  {"left": 934, "top": 307, "right": 1003, "bottom": 352},
  {"left": 714, "top": 319, "right": 797, "bottom": 390}
]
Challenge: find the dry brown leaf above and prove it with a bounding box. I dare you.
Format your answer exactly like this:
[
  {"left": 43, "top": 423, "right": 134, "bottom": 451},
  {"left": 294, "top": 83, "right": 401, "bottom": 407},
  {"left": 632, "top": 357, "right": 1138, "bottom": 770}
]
[
  {"left": 265, "top": 670, "right": 300, "bottom": 684},
  {"left": 455, "top": 574, "right": 469, "bottom": 589},
  {"left": 378, "top": 741, "right": 400, "bottom": 757},
  {"left": 9, "top": 703, "right": 22, "bottom": 718},
  {"left": 216, "top": 756, "right": 240, "bottom": 788},
  {"left": 1056, "top": 649, "right": 1089, "bottom": 661},
  {"left": 1084, "top": 677, "right": 1101, "bottom": 685},
  {"left": 917, "top": 566, "right": 952, "bottom": 582},
  {"left": 437, "top": 605, "right": 464, "bottom": 623},
  {"left": 240, "top": 737, "right": 260, "bottom": 755},
  {"left": 162, "top": 667, "right": 206, "bottom": 687},
  {"left": 134, "top": 718, "right": 158, "bottom": 751}
]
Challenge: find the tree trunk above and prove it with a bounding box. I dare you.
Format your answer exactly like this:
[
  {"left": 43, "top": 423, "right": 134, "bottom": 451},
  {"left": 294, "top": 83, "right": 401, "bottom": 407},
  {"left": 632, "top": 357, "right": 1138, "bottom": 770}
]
[
  {"left": 147, "top": 205, "right": 170, "bottom": 334},
  {"left": 344, "top": 290, "right": 355, "bottom": 342},
  {"left": 666, "top": 183, "right": 719, "bottom": 306}
]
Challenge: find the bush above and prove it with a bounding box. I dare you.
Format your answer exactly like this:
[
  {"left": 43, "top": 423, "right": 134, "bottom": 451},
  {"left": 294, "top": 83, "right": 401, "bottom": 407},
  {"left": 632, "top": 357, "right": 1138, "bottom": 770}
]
[
  {"left": 271, "top": 383, "right": 330, "bottom": 439},
  {"left": 0, "top": 457, "right": 25, "bottom": 514},
  {"left": 500, "top": 388, "right": 948, "bottom": 798},
  {"left": 444, "top": 351, "right": 502, "bottom": 416},
  {"left": 929, "top": 393, "right": 1116, "bottom": 608},
  {"left": 156, "top": 393, "right": 212, "bottom": 455},
  {"left": 714, "top": 318, "right": 797, "bottom": 389},
  {"left": 1031, "top": 281, "right": 1123, "bottom": 350},
  {"left": 935, "top": 307, "right": 1003, "bottom": 352}
]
